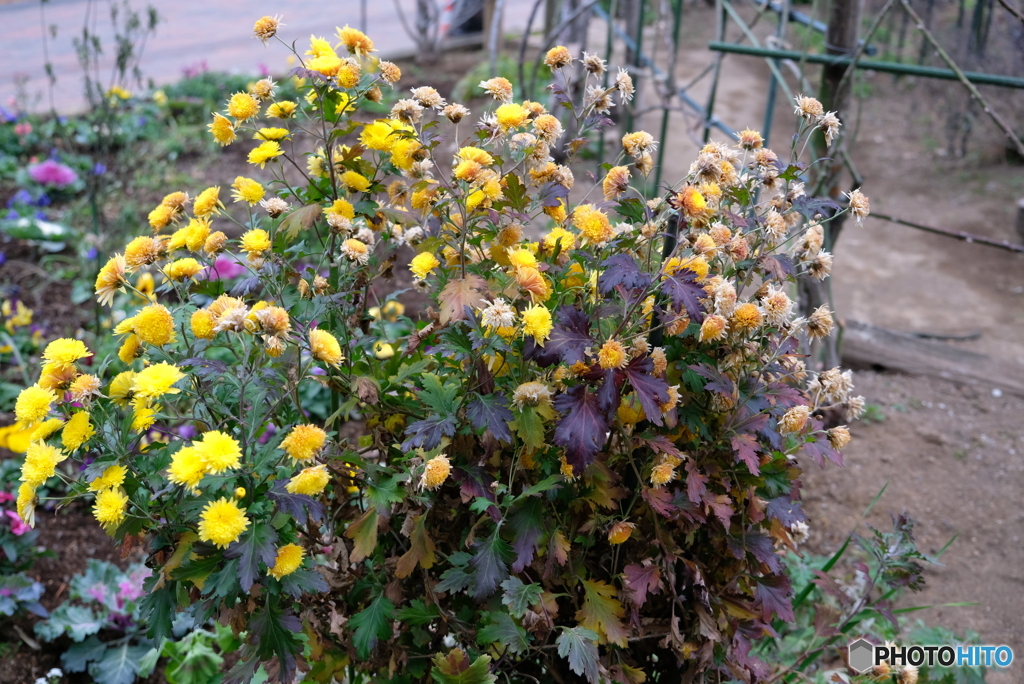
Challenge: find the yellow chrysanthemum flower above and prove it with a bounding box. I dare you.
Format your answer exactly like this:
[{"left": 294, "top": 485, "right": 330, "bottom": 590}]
[
  {"left": 14, "top": 385, "right": 57, "bottom": 425},
  {"left": 309, "top": 328, "right": 343, "bottom": 364},
  {"left": 240, "top": 228, "right": 272, "bottom": 258},
  {"left": 132, "top": 362, "right": 185, "bottom": 400},
  {"left": 389, "top": 138, "right": 420, "bottom": 172},
  {"left": 507, "top": 248, "right": 538, "bottom": 270},
  {"left": 286, "top": 464, "right": 331, "bottom": 496},
  {"left": 21, "top": 442, "right": 66, "bottom": 487},
  {"left": 124, "top": 236, "right": 164, "bottom": 272},
  {"left": 608, "top": 521, "right": 635, "bottom": 545},
  {"left": 522, "top": 305, "right": 553, "bottom": 346},
  {"left": 132, "top": 304, "right": 176, "bottom": 346},
  {"left": 30, "top": 418, "right": 64, "bottom": 441},
  {"left": 495, "top": 102, "right": 529, "bottom": 131},
  {"left": 254, "top": 127, "right": 289, "bottom": 141},
  {"left": 227, "top": 92, "right": 259, "bottom": 120},
  {"left": 167, "top": 446, "right": 206, "bottom": 492},
  {"left": 209, "top": 113, "right": 237, "bottom": 146},
  {"left": 89, "top": 464, "right": 128, "bottom": 492},
  {"left": 164, "top": 258, "right": 205, "bottom": 281},
  {"left": 184, "top": 218, "right": 212, "bottom": 251},
  {"left": 95, "top": 254, "right": 127, "bottom": 306},
  {"left": 198, "top": 498, "right": 250, "bottom": 548},
  {"left": 248, "top": 140, "right": 283, "bottom": 168},
  {"left": 195, "top": 430, "right": 242, "bottom": 474},
  {"left": 340, "top": 170, "right": 370, "bottom": 193},
  {"left": 131, "top": 403, "right": 158, "bottom": 432},
  {"left": 191, "top": 309, "right": 215, "bottom": 340},
  {"left": 41, "top": 338, "right": 91, "bottom": 370},
  {"left": 325, "top": 198, "right": 355, "bottom": 220},
  {"left": 108, "top": 371, "right": 137, "bottom": 408},
  {"left": 267, "top": 101, "right": 297, "bottom": 119},
  {"left": 148, "top": 204, "right": 175, "bottom": 231},
  {"left": 231, "top": 177, "right": 265, "bottom": 205},
  {"left": 337, "top": 24, "right": 375, "bottom": 55},
  {"left": 420, "top": 454, "right": 451, "bottom": 490},
  {"left": 598, "top": 339, "right": 628, "bottom": 370},
  {"left": 193, "top": 187, "right": 222, "bottom": 218},
  {"left": 543, "top": 227, "right": 576, "bottom": 253},
  {"left": 93, "top": 488, "right": 129, "bottom": 529},
  {"left": 69, "top": 374, "right": 102, "bottom": 403},
  {"left": 268, "top": 543, "right": 305, "bottom": 579},
  {"left": 572, "top": 204, "right": 614, "bottom": 246},
  {"left": 280, "top": 424, "right": 328, "bottom": 461},
  {"left": 17, "top": 482, "right": 36, "bottom": 524},
  {"left": 409, "top": 252, "right": 440, "bottom": 280},
  {"left": 457, "top": 146, "right": 494, "bottom": 166},
  {"left": 61, "top": 411, "right": 94, "bottom": 452},
  {"left": 118, "top": 334, "right": 142, "bottom": 364}
]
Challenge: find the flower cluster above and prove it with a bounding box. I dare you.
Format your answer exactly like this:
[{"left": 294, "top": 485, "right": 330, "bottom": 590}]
[{"left": 9, "top": 18, "right": 869, "bottom": 684}]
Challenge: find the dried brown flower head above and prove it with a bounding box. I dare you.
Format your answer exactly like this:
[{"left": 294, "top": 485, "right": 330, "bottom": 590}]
[{"left": 253, "top": 15, "right": 282, "bottom": 44}]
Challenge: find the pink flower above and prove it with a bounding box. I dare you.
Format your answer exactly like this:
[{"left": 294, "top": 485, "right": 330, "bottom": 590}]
[
  {"left": 202, "top": 255, "right": 247, "bottom": 280},
  {"left": 14, "top": 123, "right": 32, "bottom": 136},
  {"left": 0, "top": 492, "right": 14, "bottom": 504},
  {"left": 28, "top": 159, "right": 78, "bottom": 187},
  {"left": 4, "top": 510, "right": 30, "bottom": 536}
]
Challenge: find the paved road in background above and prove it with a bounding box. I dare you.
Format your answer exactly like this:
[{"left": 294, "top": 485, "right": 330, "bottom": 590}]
[{"left": 1, "top": 0, "right": 536, "bottom": 114}]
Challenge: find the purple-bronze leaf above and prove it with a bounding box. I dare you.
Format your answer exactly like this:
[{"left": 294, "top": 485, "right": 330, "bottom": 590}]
[
  {"left": 623, "top": 563, "right": 663, "bottom": 608},
  {"left": 731, "top": 434, "right": 761, "bottom": 475},
  {"left": 598, "top": 254, "right": 652, "bottom": 294},
  {"left": 622, "top": 356, "right": 670, "bottom": 426},
  {"left": 525, "top": 305, "right": 593, "bottom": 367},
  {"left": 661, "top": 270, "right": 706, "bottom": 322},
  {"left": 553, "top": 386, "right": 609, "bottom": 473},
  {"left": 755, "top": 575, "right": 794, "bottom": 622}
]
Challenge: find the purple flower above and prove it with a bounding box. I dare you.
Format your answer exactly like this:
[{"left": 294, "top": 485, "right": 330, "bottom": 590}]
[
  {"left": 28, "top": 160, "right": 78, "bottom": 188},
  {"left": 259, "top": 63, "right": 270, "bottom": 77},
  {"left": 0, "top": 253, "right": 5, "bottom": 266},
  {"left": 177, "top": 424, "right": 198, "bottom": 440},
  {"left": 258, "top": 422, "right": 277, "bottom": 444},
  {"left": 202, "top": 255, "right": 247, "bottom": 280},
  {"left": 92, "top": 162, "right": 107, "bottom": 176},
  {"left": 0, "top": 106, "right": 15, "bottom": 123},
  {"left": 35, "top": 193, "right": 51, "bottom": 207},
  {"left": 86, "top": 583, "right": 107, "bottom": 603},
  {"left": 7, "top": 189, "right": 32, "bottom": 207},
  {"left": 4, "top": 209, "right": 17, "bottom": 220},
  {"left": 86, "top": 247, "right": 98, "bottom": 260}
]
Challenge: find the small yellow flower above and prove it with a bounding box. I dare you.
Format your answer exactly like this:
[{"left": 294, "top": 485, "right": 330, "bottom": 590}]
[
  {"left": 132, "top": 362, "right": 185, "bottom": 400},
  {"left": 650, "top": 462, "right": 676, "bottom": 486},
  {"left": 118, "top": 334, "right": 142, "bottom": 364},
  {"left": 572, "top": 204, "right": 613, "bottom": 246},
  {"left": 598, "top": 339, "right": 628, "bottom": 370},
  {"left": 286, "top": 464, "right": 331, "bottom": 495},
  {"left": 167, "top": 446, "right": 206, "bottom": 492},
  {"left": 132, "top": 304, "right": 176, "bottom": 346},
  {"left": 193, "top": 187, "right": 222, "bottom": 217},
  {"left": 131, "top": 403, "right": 158, "bottom": 432},
  {"left": 93, "top": 488, "right": 129, "bottom": 529},
  {"left": 280, "top": 424, "right": 328, "bottom": 461},
  {"left": 608, "top": 521, "right": 635, "bottom": 545},
  {"left": 16, "top": 482, "right": 36, "bottom": 524},
  {"left": 268, "top": 543, "right": 305, "bottom": 579},
  {"left": 197, "top": 498, "right": 250, "bottom": 548},
  {"left": 124, "top": 236, "right": 164, "bottom": 272},
  {"left": 337, "top": 24, "right": 375, "bottom": 55},
  {"left": 108, "top": 371, "right": 137, "bottom": 408},
  {"left": 61, "top": 411, "right": 94, "bottom": 452},
  {"left": 89, "top": 464, "right": 128, "bottom": 492},
  {"left": 240, "top": 228, "right": 272, "bottom": 258},
  {"left": 409, "top": 252, "right": 440, "bottom": 280},
  {"left": 309, "top": 328, "right": 343, "bottom": 364},
  {"left": 421, "top": 454, "right": 451, "bottom": 490},
  {"left": 227, "top": 92, "right": 259, "bottom": 120},
  {"left": 248, "top": 140, "right": 283, "bottom": 168},
  {"left": 164, "top": 258, "right": 205, "bottom": 281},
  {"left": 21, "top": 442, "right": 66, "bottom": 487},
  {"left": 522, "top": 305, "right": 553, "bottom": 346},
  {"left": 374, "top": 341, "right": 394, "bottom": 359},
  {"left": 94, "top": 254, "right": 127, "bottom": 305},
  {"left": 191, "top": 309, "right": 215, "bottom": 339},
  {"left": 254, "top": 127, "right": 289, "bottom": 141},
  {"left": 195, "top": 430, "right": 242, "bottom": 474},
  {"left": 731, "top": 303, "right": 763, "bottom": 331},
  {"left": 340, "top": 170, "right": 371, "bottom": 193},
  {"left": 30, "top": 418, "right": 64, "bottom": 441},
  {"left": 495, "top": 103, "right": 529, "bottom": 131},
  {"left": 209, "top": 113, "right": 237, "bottom": 146},
  {"left": 267, "top": 101, "right": 297, "bottom": 119},
  {"left": 14, "top": 385, "right": 57, "bottom": 425},
  {"left": 231, "top": 177, "right": 265, "bottom": 205}
]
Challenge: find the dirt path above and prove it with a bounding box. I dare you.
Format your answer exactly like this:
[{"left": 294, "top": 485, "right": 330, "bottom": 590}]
[{"left": 1, "top": 0, "right": 538, "bottom": 113}]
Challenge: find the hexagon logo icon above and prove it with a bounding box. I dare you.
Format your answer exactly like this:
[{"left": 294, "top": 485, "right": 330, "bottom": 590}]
[{"left": 848, "top": 638, "right": 875, "bottom": 673}]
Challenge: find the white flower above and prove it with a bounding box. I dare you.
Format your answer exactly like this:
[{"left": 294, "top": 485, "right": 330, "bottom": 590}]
[{"left": 480, "top": 298, "right": 516, "bottom": 329}]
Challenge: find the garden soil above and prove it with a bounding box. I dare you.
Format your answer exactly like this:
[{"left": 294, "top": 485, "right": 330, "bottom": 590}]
[{"left": 4, "top": 9, "right": 1024, "bottom": 681}]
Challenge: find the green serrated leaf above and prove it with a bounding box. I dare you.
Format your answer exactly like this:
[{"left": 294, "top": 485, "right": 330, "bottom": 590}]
[
  {"left": 430, "top": 648, "right": 496, "bottom": 684},
  {"left": 350, "top": 593, "right": 395, "bottom": 659},
  {"left": 395, "top": 598, "right": 440, "bottom": 626},
  {"left": 556, "top": 627, "right": 601, "bottom": 684},
  {"left": 477, "top": 612, "right": 530, "bottom": 654},
  {"left": 500, "top": 577, "right": 543, "bottom": 618}
]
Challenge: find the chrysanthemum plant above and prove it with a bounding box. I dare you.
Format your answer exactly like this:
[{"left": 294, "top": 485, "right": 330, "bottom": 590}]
[{"left": 11, "top": 16, "right": 870, "bottom": 684}]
